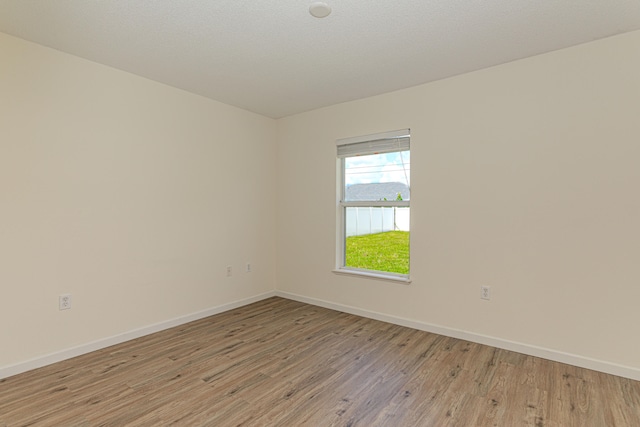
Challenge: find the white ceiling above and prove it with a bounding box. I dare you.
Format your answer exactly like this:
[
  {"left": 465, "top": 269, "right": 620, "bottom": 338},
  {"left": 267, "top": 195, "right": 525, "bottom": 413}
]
[{"left": 1, "top": 1, "right": 640, "bottom": 118}]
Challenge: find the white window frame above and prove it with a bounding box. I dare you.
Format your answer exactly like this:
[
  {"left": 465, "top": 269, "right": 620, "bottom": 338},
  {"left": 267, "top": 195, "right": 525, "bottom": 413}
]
[{"left": 334, "top": 129, "right": 411, "bottom": 283}]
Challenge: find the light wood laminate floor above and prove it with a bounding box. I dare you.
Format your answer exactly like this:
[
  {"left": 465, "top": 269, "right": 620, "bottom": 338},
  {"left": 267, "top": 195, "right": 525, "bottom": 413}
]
[{"left": 1, "top": 297, "right": 639, "bottom": 426}]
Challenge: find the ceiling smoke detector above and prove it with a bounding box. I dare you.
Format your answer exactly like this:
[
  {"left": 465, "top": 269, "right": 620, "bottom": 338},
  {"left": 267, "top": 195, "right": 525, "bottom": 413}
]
[{"left": 309, "top": 2, "right": 331, "bottom": 18}]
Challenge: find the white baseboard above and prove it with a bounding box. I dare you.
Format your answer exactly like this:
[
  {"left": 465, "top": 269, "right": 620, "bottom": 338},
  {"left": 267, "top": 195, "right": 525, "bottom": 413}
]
[
  {"left": 275, "top": 290, "right": 640, "bottom": 381},
  {"left": 4, "top": 290, "right": 639, "bottom": 382},
  {"left": 0, "top": 291, "right": 276, "bottom": 380}
]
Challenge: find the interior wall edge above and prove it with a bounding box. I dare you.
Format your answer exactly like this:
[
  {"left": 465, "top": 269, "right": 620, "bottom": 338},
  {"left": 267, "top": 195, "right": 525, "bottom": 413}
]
[
  {"left": 0, "top": 291, "right": 277, "bottom": 380},
  {"left": 274, "top": 291, "right": 640, "bottom": 382}
]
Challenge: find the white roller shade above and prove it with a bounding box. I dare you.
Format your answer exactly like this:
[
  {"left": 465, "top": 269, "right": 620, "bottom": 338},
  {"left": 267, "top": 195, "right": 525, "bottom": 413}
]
[{"left": 336, "top": 129, "right": 410, "bottom": 158}]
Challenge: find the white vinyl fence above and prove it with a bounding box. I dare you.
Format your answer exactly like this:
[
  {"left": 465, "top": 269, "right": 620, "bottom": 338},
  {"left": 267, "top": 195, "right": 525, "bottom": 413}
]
[{"left": 345, "top": 207, "right": 409, "bottom": 237}]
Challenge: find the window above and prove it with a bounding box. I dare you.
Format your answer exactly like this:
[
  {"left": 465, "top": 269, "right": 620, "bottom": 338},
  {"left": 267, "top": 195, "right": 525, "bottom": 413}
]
[{"left": 336, "top": 129, "right": 410, "bottom": 281}]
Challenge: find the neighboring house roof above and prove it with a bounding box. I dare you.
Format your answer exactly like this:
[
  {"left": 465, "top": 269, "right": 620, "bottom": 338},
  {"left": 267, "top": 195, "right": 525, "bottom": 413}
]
[{"left": 345, "top": 182, "right": 410, "bottom": 201}]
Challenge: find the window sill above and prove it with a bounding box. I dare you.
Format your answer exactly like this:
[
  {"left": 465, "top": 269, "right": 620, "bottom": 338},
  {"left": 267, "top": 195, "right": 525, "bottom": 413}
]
[{"left": 332, "top": 268, "right": 411, "bottom": 284}]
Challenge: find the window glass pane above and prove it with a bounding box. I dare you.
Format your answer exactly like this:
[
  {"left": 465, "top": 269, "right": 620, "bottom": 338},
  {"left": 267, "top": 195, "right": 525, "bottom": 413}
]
[
  {"left": 344, "top": 151, "right": 410, "bottom": 201},
  {"left": 344, "top": 208, "right": 410, "bottom": 274},
  {"left": 338, "top": 132, "right": 410, "bottom": 277}
]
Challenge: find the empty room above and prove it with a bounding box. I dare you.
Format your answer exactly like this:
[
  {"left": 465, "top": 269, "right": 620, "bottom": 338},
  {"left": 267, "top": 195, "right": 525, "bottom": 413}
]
[{"left": 1, "top": 1, "right": 640, "bottom": 425}]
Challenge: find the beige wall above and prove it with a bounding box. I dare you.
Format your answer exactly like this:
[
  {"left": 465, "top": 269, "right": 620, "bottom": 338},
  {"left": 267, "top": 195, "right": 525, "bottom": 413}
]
[
  {"left": 0, "top": 33, "right": 277, "bottom": 368},
  {"left": 3, "top": 28, "right": 640, "bottom": 378},
  {"left": 277, "top": 31, "right": 640, "bottom": 372}
]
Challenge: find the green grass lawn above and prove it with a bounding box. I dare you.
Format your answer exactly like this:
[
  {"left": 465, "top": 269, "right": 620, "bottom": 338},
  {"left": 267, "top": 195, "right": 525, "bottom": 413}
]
[{"left": 345, "top": 231, "right": 409, "bottom": 274}]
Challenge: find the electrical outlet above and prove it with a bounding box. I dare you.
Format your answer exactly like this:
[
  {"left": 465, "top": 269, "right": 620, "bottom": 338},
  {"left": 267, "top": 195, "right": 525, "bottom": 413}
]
[
  {"left": 480, "top": 286, "right": 491, "bottom": 301},
  {"left": 226, "top": 266, "right": 232, "bottom": 277},
  {"left": 246, "top": 262, "right": 251, "bottom": 273},
  {"left": 59, "top": 294, "right": 72, "bottom": 310}
]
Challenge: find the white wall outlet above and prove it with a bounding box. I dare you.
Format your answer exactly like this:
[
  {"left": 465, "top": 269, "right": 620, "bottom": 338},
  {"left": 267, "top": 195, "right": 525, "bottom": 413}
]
[
  {"left": 226, "top": 265, "right": 232, "bottom": 277},
  {"left": 246, "top": 262, "right": 251, "bottom": 273},
  {"left": 480, "top": 286, "right": 491, "bottom": 301},
  {"left": 59, "top": 294, "right": 72, "bottom": 310}
]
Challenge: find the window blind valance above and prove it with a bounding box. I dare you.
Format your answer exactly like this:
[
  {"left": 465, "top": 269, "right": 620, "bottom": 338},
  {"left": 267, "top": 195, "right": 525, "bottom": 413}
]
[{"left": 336, "top": 129, "right": 410, "bottom": 158}]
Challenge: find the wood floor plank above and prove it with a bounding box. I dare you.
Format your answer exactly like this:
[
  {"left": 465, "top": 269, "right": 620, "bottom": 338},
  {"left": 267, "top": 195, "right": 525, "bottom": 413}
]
[{"left": 2, "top": 296, "right": 639, "bottom": 426}]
